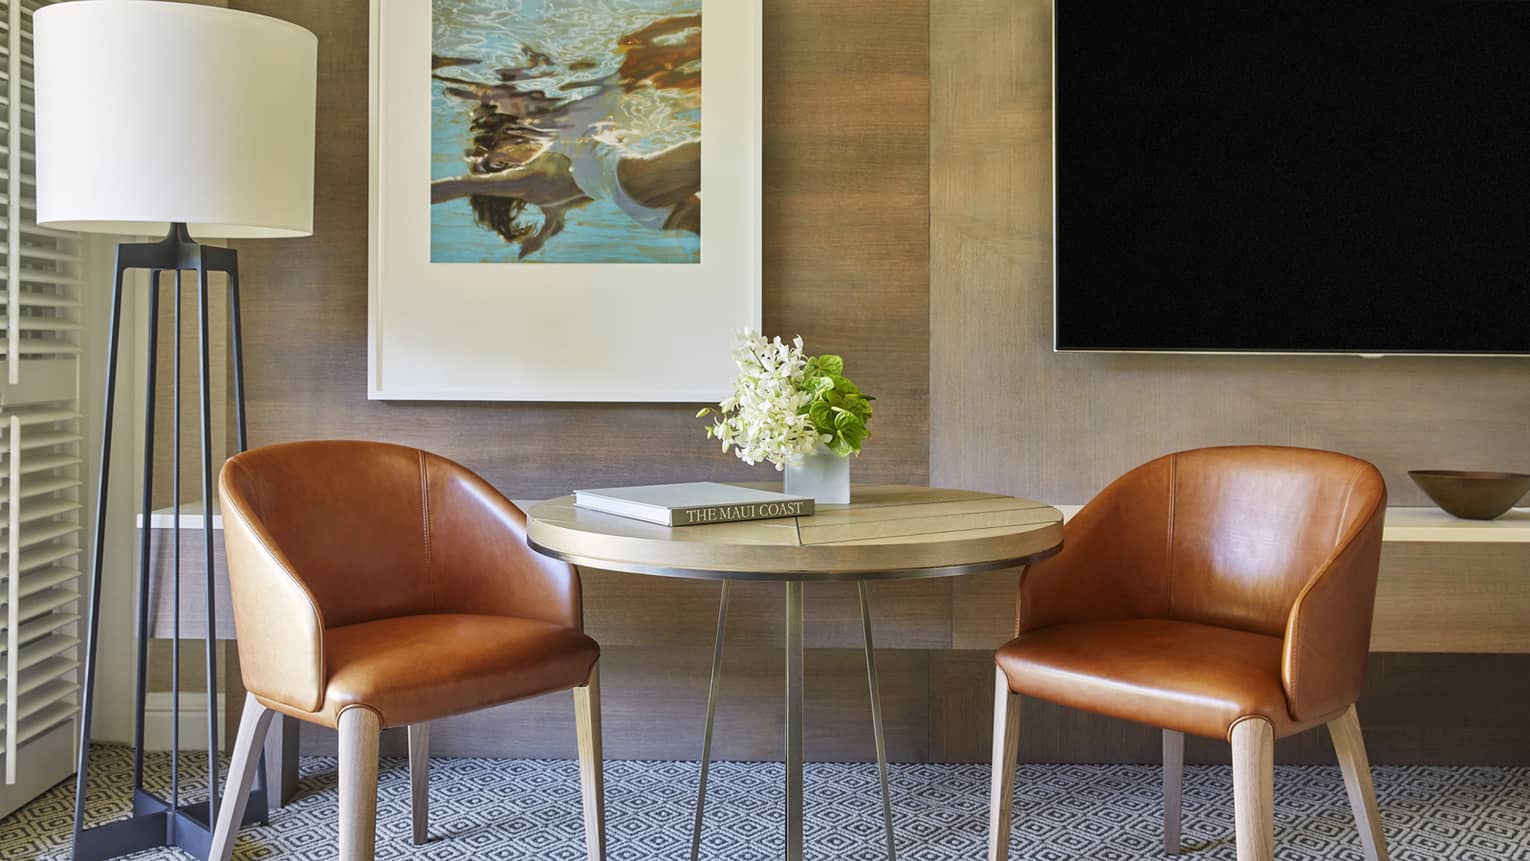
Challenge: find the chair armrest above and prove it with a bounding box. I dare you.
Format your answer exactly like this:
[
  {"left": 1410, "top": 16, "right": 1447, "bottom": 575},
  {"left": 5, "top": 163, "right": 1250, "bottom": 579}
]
[
  {"left": 425, "top": 456, "right": 584, "bottom": 630},
  {"left": 220, "top": 470, "right": 328, "bottom": 714},
  {"left": 1282, "top": 489, "right": 1387, "bottom": 723},
  {"left": 1018, "top": 457, "right": 1177, "bottom": 634}
]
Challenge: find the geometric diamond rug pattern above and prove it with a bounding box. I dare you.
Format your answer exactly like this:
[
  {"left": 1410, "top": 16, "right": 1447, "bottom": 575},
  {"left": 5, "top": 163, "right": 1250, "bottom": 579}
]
[{"left": 3, "top": 746, "right": 1528, "bottom": 859}]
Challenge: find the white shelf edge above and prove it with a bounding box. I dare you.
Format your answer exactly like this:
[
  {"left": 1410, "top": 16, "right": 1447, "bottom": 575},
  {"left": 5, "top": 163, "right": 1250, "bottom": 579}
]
[
  {"left": 1051, "top": 505, "right": 1530, "bottom": 544},
  {"left": 137, "top": 502, "right": 223, "bottom": 531}
]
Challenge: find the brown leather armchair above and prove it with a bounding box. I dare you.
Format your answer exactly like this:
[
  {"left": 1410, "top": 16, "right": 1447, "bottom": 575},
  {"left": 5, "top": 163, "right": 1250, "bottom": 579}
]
[
  {"left": 988, "top": 446, "right": 1389, "bottom": 861},
  {"left": 205, "top": 441, "right": 605, "bottom": 861}
]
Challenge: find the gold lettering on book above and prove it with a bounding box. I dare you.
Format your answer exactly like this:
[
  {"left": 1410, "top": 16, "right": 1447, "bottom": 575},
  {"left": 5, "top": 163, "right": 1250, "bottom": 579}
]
[{"left": 680, "top": 500, "right": 807, "bottom": 525}]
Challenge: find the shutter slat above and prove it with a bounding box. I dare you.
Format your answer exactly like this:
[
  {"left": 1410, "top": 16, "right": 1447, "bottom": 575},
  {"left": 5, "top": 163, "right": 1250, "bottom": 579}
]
[
  {"left": 3, "top": 246, "right": 78, "bottom": 263},
  {"left": 12, "top": 681, "right": 72, "bottom": 725},
  {"left": 15, "top": 271, "right": 78, "bottom": 287},
  {"left": 0, "top": 477, "right": 82, "bottom": 503},
  {"left": 0, "top": 338, "right": 81, "bottom": 356},
  {"left": 7, "top": 430, "right": 79, "bottom": 452},
  {"left": 6, "top": 0, "right": 85, "bottom": 785},
  {"left": 0, "top": 635, "right": 77, "bottom": 671},
  {"left": 8, "top": 453, "right": 79, "bottom": 475},
  {"left": 15, "top": 702, "right": 77, "bottom": 745},
  {"left": 9, "top": 544, "right": 82, "bottom": 573},
  {"left": 12, "top": 566, "right": 77, "bottom": 599},
  {"left": 0, "top": 409, "right": 78, "bottom": 427},
  {"left": 5, "top": 317, "right": 80, "bottom": 333},
  {"left": 9, "top": 504, "right": 81, "bottom": 528},
  {"left": 12, "top": 612, "right": 78, "bottom": 647},
  {"left": 0, "top": 655, "right": 77, "bottom": 706},
  {"left": 0, "top": 291, "right": 81, "bottom": 309},
  {"left": 1, "top": 519, "right": 79, "bottom": 549},
  {"left": 0, "top": 586, "right": 77, "bottom": 623}
]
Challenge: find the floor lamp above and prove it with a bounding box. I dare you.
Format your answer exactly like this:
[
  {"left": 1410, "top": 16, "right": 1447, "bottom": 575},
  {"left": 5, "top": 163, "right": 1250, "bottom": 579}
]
[{"left": 33, "top": 3, "right": 316, "bottom": 859}]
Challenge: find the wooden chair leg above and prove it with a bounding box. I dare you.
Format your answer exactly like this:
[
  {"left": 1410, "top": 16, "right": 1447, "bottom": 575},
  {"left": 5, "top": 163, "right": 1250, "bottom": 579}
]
[
  {"left": 1163, "top": 729, "right": 1184, "bottom": 855},
  {"left": 574, "top": 663, "right": 607, "bottom": 861},
  {"left": 987, "top": 666, "right": 1022, "bottom": 861},
  {"left": 1328, "top": 705, "right": 1389, "bottom": 861},
  {"left": 408, "top": 722, "right": 430, "bottom": 845},
  {"left": 209, "top": 694, "right": 276, "bottom": 861},
  {"left": 338, "top": 707, "right": 382, "bottom": 861},
  {"left": 1230, "top": 718, "right": 1274, "bottom": 861}
]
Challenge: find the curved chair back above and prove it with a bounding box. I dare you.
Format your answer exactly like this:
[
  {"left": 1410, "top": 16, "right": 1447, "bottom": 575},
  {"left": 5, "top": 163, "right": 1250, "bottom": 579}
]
[
  {"left": 220, "top": 440, "right": 583, "bottom": 712},
  {"left": 1020, "top": 445, "right": 1386, "bottom": 721}
]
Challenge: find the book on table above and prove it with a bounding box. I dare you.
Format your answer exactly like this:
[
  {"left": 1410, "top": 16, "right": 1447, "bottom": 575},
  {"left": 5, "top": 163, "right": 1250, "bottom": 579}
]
[{"left": 573, "top": 482, "right": 815, "bottom": 527}]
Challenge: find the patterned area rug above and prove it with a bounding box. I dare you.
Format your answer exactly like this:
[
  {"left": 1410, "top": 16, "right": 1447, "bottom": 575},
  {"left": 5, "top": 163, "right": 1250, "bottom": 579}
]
[{"left": 3, "top": 746, "right": 1528, "bottom": 859}]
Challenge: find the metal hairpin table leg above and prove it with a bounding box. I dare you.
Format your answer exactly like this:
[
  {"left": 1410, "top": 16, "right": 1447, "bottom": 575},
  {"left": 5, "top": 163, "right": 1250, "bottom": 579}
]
[
  {"left": 691, "top": 581, "right": 732, "bottom": 861},
  {"left": 785, "top": 581, "right": 805, "bottom": 861},
  {"left": 859, "top": 582, "right": 896, "bottom": 861}
]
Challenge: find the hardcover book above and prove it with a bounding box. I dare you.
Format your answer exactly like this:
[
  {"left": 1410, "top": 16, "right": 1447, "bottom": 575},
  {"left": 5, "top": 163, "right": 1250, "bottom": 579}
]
[{"left": 573, "top": 482, "right": 814, "bottom": 527}]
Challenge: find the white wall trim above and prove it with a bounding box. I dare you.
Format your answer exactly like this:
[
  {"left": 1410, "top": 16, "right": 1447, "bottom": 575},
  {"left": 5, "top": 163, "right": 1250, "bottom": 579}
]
[{"left": 141, "top": 692, "right": 227, "bottom": 753}]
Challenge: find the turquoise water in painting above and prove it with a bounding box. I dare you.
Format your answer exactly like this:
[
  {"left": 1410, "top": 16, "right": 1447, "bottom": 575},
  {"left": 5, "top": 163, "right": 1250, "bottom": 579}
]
[{"left": 431, "top": 0, "right": 702, "bottom": 264}]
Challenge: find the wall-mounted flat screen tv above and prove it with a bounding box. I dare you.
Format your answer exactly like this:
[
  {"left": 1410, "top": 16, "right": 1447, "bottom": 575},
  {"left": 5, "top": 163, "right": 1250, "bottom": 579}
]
[{"left": 1054, "top": 0, "right": 1530, "bottom": 354}]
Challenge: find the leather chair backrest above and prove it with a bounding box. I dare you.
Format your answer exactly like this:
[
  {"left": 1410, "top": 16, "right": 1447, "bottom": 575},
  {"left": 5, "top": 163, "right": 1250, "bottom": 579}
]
[
  {"left": 1164, "top": 447, "right": 1384, "bottom": 637},
  {"left": 220, "top": 440, "right": 437, "bottom": 629},
  {"left": 1086, "top": 446, "right": 1386, "bottom": 638}
]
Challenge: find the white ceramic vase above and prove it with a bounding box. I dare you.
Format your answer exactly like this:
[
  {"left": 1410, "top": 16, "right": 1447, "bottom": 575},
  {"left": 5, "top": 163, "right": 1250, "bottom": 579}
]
[{"left": 784, "top": 449, "right": 851, "bottom": 505}]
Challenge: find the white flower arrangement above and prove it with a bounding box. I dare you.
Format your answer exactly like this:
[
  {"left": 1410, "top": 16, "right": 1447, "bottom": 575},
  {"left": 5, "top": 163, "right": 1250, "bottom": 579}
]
[{"left": 698, "top": 329, "right": 875, "bottom": 470}]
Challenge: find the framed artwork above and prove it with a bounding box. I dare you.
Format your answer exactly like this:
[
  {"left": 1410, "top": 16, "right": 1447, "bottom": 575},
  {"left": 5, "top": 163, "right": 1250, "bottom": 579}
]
[{"left": 369, "top": 0, "right": 761, "bottom": 401}]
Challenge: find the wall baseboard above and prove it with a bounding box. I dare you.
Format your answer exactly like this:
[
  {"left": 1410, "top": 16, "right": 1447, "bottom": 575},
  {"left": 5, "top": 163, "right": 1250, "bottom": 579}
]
[{"left": 142, "top": 692, "right": 227, "bottom": 753}]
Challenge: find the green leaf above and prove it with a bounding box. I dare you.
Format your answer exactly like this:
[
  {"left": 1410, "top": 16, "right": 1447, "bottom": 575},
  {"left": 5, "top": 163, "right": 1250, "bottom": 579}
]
[
  {"left": 828, "top": 435, "right": 855, "bottom": 456},
  {"left": 696, "top": 407, "right": 712, "bottom": 418},
  {"left": 834, "top": 411, "right": 866, "bottom": 436},
  {"left": 808, "top": 401, "right": 833, "bottom": 430},
  {"left": 815, "top": 354, "right": 844, "bottom": 375}
]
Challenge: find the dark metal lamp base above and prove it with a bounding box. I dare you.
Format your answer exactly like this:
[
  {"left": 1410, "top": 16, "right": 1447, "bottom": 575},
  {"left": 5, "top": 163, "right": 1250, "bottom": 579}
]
[
  {"left": 73, "top": 789, "right": 269, "bottom": 861},
  {"left": 72, "top": 222, "right": 257, "bottom": 860}
]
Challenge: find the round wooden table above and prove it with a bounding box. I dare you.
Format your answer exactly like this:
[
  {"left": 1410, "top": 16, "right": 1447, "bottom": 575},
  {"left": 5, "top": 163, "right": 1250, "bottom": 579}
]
[{"left": 526, "top": 485, "right": 1063, "bottom": 861}]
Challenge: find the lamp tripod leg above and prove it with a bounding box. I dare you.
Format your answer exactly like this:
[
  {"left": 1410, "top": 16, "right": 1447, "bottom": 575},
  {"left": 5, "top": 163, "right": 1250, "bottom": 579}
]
[{"left": 71, "top": 256, "right": 129, "bottom": 857}]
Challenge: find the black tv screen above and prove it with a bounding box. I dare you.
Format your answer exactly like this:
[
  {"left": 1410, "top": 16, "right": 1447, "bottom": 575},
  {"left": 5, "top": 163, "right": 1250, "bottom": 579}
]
[{"left": 1054, "top": 0, "right": 1530, "bottom": 354}]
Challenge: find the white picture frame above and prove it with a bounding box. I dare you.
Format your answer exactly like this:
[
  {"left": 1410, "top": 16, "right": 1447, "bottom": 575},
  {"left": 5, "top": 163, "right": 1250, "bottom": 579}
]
[{"left": 368, "top": 0, "right": 762, "bottom": 402}]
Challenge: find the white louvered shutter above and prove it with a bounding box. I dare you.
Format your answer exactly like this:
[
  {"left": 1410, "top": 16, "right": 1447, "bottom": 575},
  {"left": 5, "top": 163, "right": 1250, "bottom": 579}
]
[{"left": 0, "top": 0, "right": 85, "bottom": 801}]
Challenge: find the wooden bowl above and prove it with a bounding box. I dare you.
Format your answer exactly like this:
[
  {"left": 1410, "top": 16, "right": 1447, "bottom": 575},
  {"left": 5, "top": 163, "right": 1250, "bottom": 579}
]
[{"left": 1408, "top": 470, "right": 1530, "bottom": 520}]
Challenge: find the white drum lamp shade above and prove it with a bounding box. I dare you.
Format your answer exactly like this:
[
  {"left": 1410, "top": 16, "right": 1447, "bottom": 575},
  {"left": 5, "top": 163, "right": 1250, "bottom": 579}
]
[{"left": 33, "top": 0, "right": 317, "bottom": 239}]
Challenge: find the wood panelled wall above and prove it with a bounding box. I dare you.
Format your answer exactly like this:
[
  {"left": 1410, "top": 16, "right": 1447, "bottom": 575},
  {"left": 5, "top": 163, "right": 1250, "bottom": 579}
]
[
  {"left": 224, "top": 0, "right": 939, "bottom": 760},
  {"left": 208, "top": 0, "right": 1530, "bottom": 766},
  {"left": 930, "top": 0, "right": 1530, "bottom": 508},
  {"left": 931, "top": 0, "right": 1530, "bottom": 764},
  {"left": 215, "top": 0, "right": 1530, "bottom": 766}
]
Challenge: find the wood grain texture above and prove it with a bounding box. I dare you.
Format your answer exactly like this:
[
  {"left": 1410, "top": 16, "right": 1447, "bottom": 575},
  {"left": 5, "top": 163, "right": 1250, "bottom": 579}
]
[
  {"left": 407, "top": 723, "right": 429, "bottom": 845},
  {"left": 528, "top": 487, "right": 1061, "bottom": 579},
  {"left": 925, "top": 650, "right": 1530, "bottom": 766},
  {"left": 1327, "top": 706, "right": 1390, "bottom": 861},
  {"left": 573, "top": 667, "right": 607, "bottom": 861},
  {"left": 207, "top": 694, "right": 274, "bottom": 861},
  {"left": 581, "top": 571, "right": 954, "bottom": 650},
  {"left": 303, "top": 644, "right": 934, "bottom": 763},
  {"left": 142, "top": 525, "right": 234, "bottom": 639},
  {"left": 215, "top": 0, "right": 1530, "bottom": 766},
  {"left": 1163, "top": 729, "right": 1184, "bottom": 855},
  {"left": 226, "top": 0, "right": 928, "bottom": 501},
  {"left": 223, "top": 0, "right": 930, "bottom": 764},
  {"left": 947, "top": 543, "right": 1530, "bottom": 658},
  {"left": 929, "top": 0, "right": 1530, "bottom": 508},
  {"left": 1370, "top": 542, "right": 1530, "bottom": 652},
  {"left": 1230, "top": 719, "right": 1275, "bottom": 861},
  {"left": 337, "top": 707, "right": 381, "bottom": 861},
  {"left": 986, "top": 666, "right": 1021, "bottom": 861}
]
